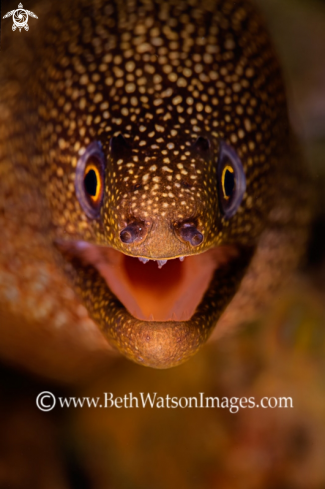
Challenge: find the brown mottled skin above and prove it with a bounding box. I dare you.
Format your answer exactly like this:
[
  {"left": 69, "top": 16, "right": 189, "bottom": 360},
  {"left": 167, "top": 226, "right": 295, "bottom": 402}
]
[{"left": 0, "top": 0, "right": 310, "bottom": 377}]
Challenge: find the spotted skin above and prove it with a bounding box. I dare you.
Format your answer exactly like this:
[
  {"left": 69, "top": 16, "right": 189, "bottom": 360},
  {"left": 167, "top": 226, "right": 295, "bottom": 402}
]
[{"left": 0, "top": 0, "right": 310, "bottom": 372}]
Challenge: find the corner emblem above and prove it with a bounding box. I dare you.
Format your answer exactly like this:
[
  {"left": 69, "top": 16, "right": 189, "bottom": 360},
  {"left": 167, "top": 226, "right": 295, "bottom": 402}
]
[{"left": 3, "top": 3, "right": 38, "bottom": 32}]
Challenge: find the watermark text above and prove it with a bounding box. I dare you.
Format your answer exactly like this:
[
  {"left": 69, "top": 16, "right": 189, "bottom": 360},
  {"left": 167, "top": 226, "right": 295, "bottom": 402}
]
[{"left": 36, "top": 392, "right": 293, "bottom": 413}]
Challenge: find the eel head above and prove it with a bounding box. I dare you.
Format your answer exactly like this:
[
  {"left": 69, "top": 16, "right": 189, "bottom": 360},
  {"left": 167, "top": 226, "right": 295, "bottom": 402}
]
[{"left": 32, "top": 0, "right": 291, "bottom": 368}]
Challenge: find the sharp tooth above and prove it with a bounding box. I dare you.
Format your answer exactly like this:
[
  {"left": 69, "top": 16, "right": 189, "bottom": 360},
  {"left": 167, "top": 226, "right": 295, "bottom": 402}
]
[
  {"left": 138, "top": 257, "right": 149, "bottom": 264},
  {"left": 157, "top": 259, "right": 167, "bottom": 269},
  {"left": 179, "top": 256, "right": 185, "bottom": 262}
]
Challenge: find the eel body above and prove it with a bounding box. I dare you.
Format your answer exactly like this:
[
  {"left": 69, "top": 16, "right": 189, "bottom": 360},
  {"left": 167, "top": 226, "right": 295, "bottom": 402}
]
[{"left": 0, "top": 0, "right": 310, "bottom": 376}]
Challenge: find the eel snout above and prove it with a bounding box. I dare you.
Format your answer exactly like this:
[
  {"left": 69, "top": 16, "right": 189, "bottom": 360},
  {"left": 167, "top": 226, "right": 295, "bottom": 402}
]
[{"left": 117, "top": 216, "right": 207, "bottom": 261}]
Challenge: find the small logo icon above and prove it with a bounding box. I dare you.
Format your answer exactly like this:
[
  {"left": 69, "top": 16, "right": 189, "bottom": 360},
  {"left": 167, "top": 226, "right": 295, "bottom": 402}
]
[{"left": 3, "top": 3, "right": 38, "bottom": 32}]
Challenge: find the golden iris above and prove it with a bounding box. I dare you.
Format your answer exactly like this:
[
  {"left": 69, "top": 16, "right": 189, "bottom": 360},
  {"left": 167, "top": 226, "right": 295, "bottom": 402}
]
[
  {"left": 221, "top": 165, "right": 235, "bottom": 200},
  {"left": 84, "top": 162, "right": 103, "bottom": 204}
]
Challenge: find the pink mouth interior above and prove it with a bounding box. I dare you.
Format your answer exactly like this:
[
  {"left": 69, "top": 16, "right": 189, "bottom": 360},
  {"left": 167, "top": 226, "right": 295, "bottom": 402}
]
[{"left": 65, "top": 243, "right": 238, "bottom": 322}]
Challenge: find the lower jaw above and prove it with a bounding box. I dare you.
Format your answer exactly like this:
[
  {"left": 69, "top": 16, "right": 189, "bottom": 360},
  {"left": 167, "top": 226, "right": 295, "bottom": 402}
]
[{"left": 57, "top": 240, "right": 251, "bottom": 368}]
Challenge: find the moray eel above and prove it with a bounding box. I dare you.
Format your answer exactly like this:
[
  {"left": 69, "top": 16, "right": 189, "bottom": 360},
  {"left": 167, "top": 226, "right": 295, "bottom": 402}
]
[{"left": 0, "top": 0, "right": 310, "bottom": 372}]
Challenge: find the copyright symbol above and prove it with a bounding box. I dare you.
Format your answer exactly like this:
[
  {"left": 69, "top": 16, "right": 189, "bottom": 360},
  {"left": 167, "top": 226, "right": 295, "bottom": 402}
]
[{"left": 36, "top": 391, "right": 56, "bottom": 412}]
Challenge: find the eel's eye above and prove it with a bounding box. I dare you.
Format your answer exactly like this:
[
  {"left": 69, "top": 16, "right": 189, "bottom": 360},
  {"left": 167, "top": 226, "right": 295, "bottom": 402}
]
[
  {"left": 221, "top": 165, "right": 235, "bottom": 200},
  {"left": 84, "top": 162, "right": 102, "bottom": 203},
  {"left": 217, "top": 141, "right": 246, "bottom": 219},
  {"left": 75, "top": 141, "right": 105, "bottom": 219}
]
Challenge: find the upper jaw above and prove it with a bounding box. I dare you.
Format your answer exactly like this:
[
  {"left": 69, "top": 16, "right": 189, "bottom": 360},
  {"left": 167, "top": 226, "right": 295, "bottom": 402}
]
[{"left": 115, "top": 214, "right": 208, "bottom": 260}]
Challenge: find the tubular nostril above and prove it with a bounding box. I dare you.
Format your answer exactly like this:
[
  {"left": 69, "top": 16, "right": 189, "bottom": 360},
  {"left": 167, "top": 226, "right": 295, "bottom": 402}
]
[
  {"left": 178, "top": 223, "right": 203, "bottom": 247},
  {"left": 120, "top": 229, "right": 133, "bottom": 243},
  {"left": 120, "top": 222, "right": 145, "bottom": 244},
  {"left": 191, "top": 232, "right": 203, "bottom": 246}
]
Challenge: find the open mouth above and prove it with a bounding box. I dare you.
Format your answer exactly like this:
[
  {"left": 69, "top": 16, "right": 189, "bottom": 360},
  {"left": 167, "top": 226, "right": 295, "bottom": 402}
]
[
  {"left": 57, "top": 241, "right": 240, "bottom": 323},
  {"left": 56, "top": 239, "right": 252, "bottom": 368}
]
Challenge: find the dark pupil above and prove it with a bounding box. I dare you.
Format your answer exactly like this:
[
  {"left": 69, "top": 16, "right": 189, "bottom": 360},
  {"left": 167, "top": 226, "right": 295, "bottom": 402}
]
[
  {"left": 224, "top": 169, "right": 235, "bottom": 197},
  {"left": 84, "top": 169, "right": 97, "bottom": 197}
]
